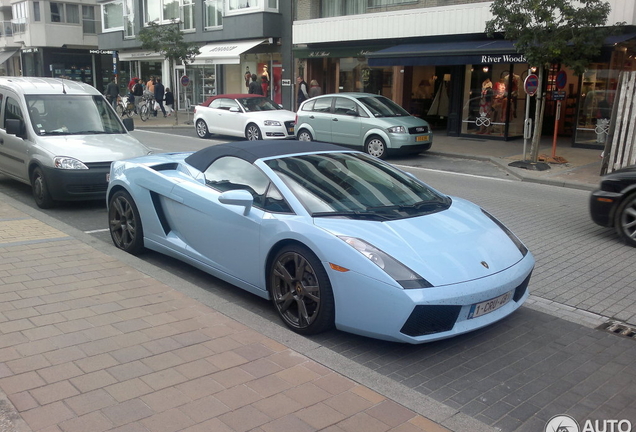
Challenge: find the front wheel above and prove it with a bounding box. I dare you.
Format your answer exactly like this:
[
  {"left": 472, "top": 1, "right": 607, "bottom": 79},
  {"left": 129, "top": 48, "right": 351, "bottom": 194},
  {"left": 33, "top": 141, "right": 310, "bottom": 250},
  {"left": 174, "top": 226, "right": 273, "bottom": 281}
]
[
  {"left": 115, "top": 104, "right": 125, "bottom": 117},
  {"left": 196, "top": 119, "right": 210, "bottom": 139},
  {"left": 246, "top": 124, "right": 262, "bottom": 141},
  {"left": 614, "top": 193, "right": 636, "bottom": 247},
  {"left": 297, "top": 129, "right": 313, "bottom": 142},
  {"left": 139, "top": 104, "right": 150, "bottom": 122},
  {"left": 109, "top": 190, "right": 145, "bottom": 255},
  {"left": 365, "top": 136, "right": 387, "bottom": 159},
  {"left": 269, "top": 245, "right": 335, "bottom": 335},
  {"left": 31, "top": 167, "right": 55, "bottom": 209}
]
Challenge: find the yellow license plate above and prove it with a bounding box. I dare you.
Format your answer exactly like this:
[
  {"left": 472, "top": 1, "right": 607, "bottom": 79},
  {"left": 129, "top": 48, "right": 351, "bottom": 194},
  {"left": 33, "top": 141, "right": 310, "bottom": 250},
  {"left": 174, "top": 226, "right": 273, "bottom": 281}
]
[{"left": 416, "top": 135, "right": 430, "bottom": 142}]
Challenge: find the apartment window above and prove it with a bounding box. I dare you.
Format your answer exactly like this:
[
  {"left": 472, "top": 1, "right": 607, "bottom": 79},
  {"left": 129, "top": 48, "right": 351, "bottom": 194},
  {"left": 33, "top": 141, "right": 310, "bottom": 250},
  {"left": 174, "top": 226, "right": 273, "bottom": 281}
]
[
  {"left": 34, "top": 2, "right": 41, "bottom": 21},
  {"left": 124, "top": 0, "right": 134, "bottom": 37},
  {"left": 181, "top": 0, "right": 193, "bottom": 30},
  {"left": 50, "top": 3, "right": 64, "bottom": 22},
  {"left": 66, "top": 4, "right": 80, "bottom": 23},
  {"left": 204, "top": 0, "right": 222, "bottom": 28},
  {"left": 11, "top": 2, "right": 28, "bottom": 33},
  {"left": 144, "top": 0, "right": 161, "bottom": 22},
  {"left": 103, "top": 0, "right": 124, "bottom": 30},
  {"left": 82, "top": 5, "right": 96, "bottom": 33},
  {"left": 322, "top": 0, "right": 364, "bottom": 17},
  {"left": 368, "top": 0, "right": 413, "bottom": 6},
  {"left": 163, "top": 0, "right": 179, "bottom": 21}
]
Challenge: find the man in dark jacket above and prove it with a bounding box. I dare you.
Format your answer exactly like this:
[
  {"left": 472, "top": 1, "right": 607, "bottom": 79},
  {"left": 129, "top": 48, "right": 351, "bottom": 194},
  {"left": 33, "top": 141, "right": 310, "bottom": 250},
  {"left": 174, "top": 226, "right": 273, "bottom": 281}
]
[
  {"left": 132, "top": 79, "right": 144, "bottom": 114},
  {"left": 154, "top": 78, "right": 167, "bottom": 117},
  {"left": 297, "top": 76, "right": 309, "bottom": 110},
  {"left": 248, "top": 74, "right": 263, "bottom": 95},
  {"left": 104, "top": 78, "right": 119, "bottom": 109}
]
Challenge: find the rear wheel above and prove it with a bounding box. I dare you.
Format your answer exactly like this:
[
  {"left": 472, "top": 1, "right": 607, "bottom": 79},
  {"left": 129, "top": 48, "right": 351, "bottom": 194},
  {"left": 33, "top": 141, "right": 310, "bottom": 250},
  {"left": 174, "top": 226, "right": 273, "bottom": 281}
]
[
  {"left": 614, "top": 193, "right": 636, "bottom": 247},
  {"left": 109, "top": 190, "right": 145, "bottom": 255},
  {"left": 115, "top": 104, "right": 125, "bottom": 117},
  {"left": 269, "top": 244, "right": 335, "bottom": 335},
  {"left": 246, "top": 124, "right": 262, "bottom": 141},
  {"left": 297, "top": 129, "right": 313, "bottom": 142},
  {"left": 31, "top": 167, "right": 55, "bottom": 209},
  {"left": 196, "top": 119, "right": 211, "bottom": 138},
  {"left": 365, "top": 136, "right": 387, "bottom": 159}
]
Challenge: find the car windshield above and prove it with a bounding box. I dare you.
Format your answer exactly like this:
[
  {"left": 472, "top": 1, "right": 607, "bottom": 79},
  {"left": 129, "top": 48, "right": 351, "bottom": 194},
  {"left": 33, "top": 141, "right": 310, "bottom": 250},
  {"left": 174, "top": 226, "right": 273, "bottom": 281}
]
[
  {"left": 265, "top": 152, "right": 450, "bottom": 220},
  {"left": 357, "top": 96, "right": 411, "bottom": 118},
  {"left": 25, "top": 95, "right": 126, "bottom": 136},
  {"left": 237, "top": 97, "right": 282, "bottom": 112}
]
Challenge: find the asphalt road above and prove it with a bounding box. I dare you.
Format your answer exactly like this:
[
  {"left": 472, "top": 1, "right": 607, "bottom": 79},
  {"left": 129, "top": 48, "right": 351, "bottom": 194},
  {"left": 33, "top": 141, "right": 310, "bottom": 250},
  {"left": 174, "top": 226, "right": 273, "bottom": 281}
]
[{"left": 1, "top": 128, "right": 635, "bottom": 431}]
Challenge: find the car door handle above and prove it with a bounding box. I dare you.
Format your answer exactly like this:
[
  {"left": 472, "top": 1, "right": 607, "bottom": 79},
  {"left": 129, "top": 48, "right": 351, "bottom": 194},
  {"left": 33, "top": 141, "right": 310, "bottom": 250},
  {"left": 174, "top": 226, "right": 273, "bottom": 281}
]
[
  {"left": 0, "top": 138, "right": 3, "bottom": 144},
  {"left": 309, "top": 115, "right": 315, "bottom": 119},
  {"left": 332, "top": 118, "right": 338, "bottom": 121}
]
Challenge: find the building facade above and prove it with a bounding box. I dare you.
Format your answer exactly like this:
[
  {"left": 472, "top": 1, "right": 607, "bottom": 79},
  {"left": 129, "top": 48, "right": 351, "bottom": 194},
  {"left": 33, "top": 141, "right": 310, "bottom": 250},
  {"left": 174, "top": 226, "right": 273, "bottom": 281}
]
[
  {"left": 293, "top": 0, "right": 636, "bottom": 148},
  {"left": 0, "top": 0, "right": 114, "bottom": 92},
  {"left": 97, "top": 0, "right": 294, "bottom": 111}
]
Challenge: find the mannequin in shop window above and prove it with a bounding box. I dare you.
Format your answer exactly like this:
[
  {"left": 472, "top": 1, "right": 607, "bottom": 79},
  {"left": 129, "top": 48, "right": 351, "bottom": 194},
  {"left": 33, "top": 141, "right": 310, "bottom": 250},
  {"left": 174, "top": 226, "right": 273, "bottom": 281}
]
[
  {"left": 261, "top": 65, "right": 270, "bottom": 96},
  {"left": 244, "top": 67, "right": 251, "bottom": 89},
  {"left": 478, "top": 78, "right": 493, "bottom": 134},
  {"left": 493, "top": 76, "right": 507, "bottom": 123}
]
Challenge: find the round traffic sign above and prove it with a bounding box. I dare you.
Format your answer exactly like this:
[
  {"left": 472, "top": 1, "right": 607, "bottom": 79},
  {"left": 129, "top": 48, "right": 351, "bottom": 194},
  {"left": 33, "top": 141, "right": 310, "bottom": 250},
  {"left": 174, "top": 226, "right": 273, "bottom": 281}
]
[
  {"left": 556, "top": 70, "right": 567, "bottom": 90},
  {"left": 524, "top": 74, "right": 539, "bottom": 96},
  {"left": 180, "top": 75, "right": 190, "bottom": 87}
]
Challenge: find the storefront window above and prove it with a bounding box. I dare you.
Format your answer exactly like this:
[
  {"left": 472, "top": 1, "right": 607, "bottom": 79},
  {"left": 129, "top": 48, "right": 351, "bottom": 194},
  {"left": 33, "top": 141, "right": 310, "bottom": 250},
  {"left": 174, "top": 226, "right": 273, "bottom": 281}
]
[
  {"left": 187, "top": 65, "right": 216, "bottom": 106},
  {"left": 461, "top": 63, "right": 526, "bottom": 138},
  {"left": 575, "top": 63, "right": 617, "bottom": 147},
  {"left": 339, "top": 58, "right": 391, "bottom": 97}
]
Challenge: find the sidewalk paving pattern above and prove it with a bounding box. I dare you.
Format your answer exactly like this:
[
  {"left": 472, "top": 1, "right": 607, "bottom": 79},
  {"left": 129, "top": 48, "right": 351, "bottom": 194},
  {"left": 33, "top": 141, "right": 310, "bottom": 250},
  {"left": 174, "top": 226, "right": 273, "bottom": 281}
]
[
  {"left": 1, "top": 117, "right": 635, "bottom": 431},
  {"left": 0, "top": 199, "right": 460, "bottom": 432}
]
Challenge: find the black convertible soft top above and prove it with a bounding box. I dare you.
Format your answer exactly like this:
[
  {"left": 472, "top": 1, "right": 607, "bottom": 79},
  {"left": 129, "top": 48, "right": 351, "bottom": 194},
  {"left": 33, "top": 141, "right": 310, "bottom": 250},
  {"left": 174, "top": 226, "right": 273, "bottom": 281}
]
[{"left": 184, "top": 140, "right": 350, "bottom": 172}]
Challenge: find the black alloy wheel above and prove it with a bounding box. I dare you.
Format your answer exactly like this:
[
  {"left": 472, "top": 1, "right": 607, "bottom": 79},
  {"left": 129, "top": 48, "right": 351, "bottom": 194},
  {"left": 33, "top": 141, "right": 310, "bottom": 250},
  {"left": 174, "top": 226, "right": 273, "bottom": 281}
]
[
  {"left": 269, "top": 245, "right": 335, "bottom": 335},
  {"left": 615, "top": 193, "right": 636, "bottom": 247},
  {"left": 109, "top": 190, "right": 145, "bottom": 255}
]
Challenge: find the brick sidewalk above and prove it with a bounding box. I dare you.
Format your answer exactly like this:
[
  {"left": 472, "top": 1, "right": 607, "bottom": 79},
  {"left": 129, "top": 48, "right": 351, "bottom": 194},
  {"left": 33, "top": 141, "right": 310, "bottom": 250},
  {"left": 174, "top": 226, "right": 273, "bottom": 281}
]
[{"left": 0, "top": 198, "right": 458, "bottom": 432}]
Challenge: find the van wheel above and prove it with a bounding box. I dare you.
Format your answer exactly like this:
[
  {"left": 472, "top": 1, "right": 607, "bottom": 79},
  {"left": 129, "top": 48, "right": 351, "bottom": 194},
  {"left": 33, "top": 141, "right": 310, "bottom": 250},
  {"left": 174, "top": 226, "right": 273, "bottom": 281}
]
[
  {"left": 31, "top": 167, "right": 55, "bottom": 209},
  {"left": 365, "top": 136, "right": 387, "bottom": 159},
  {"left": 297, "top": 129, "right": 313, "bottom": 142}
]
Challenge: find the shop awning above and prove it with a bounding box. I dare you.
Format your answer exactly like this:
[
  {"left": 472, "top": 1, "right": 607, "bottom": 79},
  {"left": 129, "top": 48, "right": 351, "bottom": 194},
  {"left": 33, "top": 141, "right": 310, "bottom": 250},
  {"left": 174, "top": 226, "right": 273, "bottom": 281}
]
[
  {"left": 294, "top": 45, "right": 391, "bottom": 59},
  {"left": 191, "top": 39, "right": 267, "bottom": 65},
  {"left": 367, "top": 40, "right": 524, "bottom": 67},
  {"left": 0, "top": 49, "right": 18, "bottom": 65}
]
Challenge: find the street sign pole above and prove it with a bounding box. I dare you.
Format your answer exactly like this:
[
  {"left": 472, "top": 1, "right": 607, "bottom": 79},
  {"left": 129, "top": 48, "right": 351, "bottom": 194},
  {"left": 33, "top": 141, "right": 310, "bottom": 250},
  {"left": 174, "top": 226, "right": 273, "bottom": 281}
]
[
  {"left": 523, "top": 73, "right": 539, "bottom": 162},
  {"left": 552, "top": 70, "right": 568, "bottom": 159}
]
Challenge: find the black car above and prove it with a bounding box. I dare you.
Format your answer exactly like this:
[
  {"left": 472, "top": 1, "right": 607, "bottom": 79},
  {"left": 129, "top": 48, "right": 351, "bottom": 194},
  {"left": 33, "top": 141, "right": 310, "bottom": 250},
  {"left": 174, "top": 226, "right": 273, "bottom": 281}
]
[{"left": 590, "top": 165, "right": 636, "bottom": 247}]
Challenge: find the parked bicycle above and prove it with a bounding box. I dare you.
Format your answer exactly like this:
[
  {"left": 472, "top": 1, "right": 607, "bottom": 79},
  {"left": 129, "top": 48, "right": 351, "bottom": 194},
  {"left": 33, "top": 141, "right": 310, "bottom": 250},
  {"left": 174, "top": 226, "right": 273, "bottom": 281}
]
[
  {"left": 138, "top": 94, "right": 155, "bottom": 122},
  {"left": 115, "top": 95, "right": 136, "bottom": 118}
]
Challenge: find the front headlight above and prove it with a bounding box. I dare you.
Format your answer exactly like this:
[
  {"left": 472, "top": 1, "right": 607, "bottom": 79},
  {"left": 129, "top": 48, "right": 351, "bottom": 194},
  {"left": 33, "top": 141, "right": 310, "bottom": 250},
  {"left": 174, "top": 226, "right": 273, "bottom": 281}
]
[
  {"left": 387, "top": 125, "right": 407, "bottom": 134},
  {"left": 263, "top": 120, "right": 282, "bottom": 126},
  {"left": 54, "top": 157, "right": 88, "bottom": 170},
  {"left": 481, "top": 209, "right": 528, "bottom": 256},
  {"left": 338, "top": 236, "right": 433, "bottom": 288}
]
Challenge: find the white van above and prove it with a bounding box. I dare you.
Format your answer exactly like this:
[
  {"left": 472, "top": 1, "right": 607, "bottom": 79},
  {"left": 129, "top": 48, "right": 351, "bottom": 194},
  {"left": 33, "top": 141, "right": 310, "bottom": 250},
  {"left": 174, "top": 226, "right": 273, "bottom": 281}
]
[{"left": 0, "top": 77, "right": 151, "bottom": 208}]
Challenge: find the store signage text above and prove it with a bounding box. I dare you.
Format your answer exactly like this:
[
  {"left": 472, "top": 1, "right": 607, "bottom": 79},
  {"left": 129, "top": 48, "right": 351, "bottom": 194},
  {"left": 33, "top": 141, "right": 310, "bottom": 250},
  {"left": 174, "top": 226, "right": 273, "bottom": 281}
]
[
  {"left": 90, "top": 49, "right": 115, "bottom": 55},
  {"left": 22, "top": 48, "right": 39, "bottom": 53},
  {"left": 481, "top": 54, "right": 527, "bottom": 63},
  {"left": 208, "top": 46, "right": 238, "bottom": 52},
  {"left": 308, "top": 50, "right": 372, "bottom": 58}
]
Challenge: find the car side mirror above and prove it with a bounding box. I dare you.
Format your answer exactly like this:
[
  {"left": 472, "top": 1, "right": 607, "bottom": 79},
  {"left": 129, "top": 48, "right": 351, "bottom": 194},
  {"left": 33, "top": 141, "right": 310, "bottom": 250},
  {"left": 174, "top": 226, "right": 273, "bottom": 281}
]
[
  {"left": 229, "top": 107, "right": 240, "bottom": 113},
  {"left": 218, "top": 189, "right": 253, "bottom": 215},
  {"left": 122, "top": 117, "right": 134, "bottom": 131},
  {"left": 6, "top": 118, "right": 26, "bottom": 137}
]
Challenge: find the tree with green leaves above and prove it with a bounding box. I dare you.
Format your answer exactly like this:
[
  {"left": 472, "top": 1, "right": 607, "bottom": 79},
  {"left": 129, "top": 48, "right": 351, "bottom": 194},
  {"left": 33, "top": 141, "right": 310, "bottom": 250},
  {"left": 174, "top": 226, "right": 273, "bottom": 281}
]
[
  {"left": 485, "top": 0, "right": 618, "bottom": 163},
  {"left": 138, "top": 21, "right": 200, "bottom": 124}
]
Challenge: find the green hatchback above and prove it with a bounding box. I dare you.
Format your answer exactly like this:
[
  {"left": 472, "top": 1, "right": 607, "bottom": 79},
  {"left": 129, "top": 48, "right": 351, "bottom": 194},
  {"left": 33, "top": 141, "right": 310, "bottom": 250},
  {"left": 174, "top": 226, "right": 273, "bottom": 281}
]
[{"left": 295, "top": 93, "right": 432, "bottom": 159}]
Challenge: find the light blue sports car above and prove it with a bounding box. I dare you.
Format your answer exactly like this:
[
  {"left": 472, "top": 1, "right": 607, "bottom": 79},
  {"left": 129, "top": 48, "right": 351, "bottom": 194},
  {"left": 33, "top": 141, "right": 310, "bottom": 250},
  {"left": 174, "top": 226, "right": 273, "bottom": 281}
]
[{"left": 107, "top": 140, "right": 534, "bottom": 343}]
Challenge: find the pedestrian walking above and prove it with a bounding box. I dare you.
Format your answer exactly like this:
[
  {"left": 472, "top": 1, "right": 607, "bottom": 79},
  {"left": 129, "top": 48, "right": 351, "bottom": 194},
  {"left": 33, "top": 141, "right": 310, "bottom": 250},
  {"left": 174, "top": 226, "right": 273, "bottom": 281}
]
[
  {"left": 164, "top": 88, "right": 174, "bottom": 116},
  {"left": 309, "top": 79, "right": 322, "bottom": 98},
  {"left": 132, "top": 78, "right": 144, "bottom": 114},
  {"left": 296, "top": 76, "right": 309, "bottom": 109},
  {"left": 248, "top": 74, "right": 263, "bottom": 95},
  {"left": 104, "top": 77, "right": 119, "bottom": 109},
  {"left": 154, "top": 78, "right": 167, "bottom": 117}
]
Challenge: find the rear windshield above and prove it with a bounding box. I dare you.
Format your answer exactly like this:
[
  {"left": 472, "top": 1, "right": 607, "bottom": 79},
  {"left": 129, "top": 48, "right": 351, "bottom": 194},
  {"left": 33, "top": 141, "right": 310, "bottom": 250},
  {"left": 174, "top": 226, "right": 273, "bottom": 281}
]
[
  {"left": 357, "top": 96, "right": 410, "bottom": 117},
  {"left": 25, "top": 95, "right": 126, "bottom": 136}
]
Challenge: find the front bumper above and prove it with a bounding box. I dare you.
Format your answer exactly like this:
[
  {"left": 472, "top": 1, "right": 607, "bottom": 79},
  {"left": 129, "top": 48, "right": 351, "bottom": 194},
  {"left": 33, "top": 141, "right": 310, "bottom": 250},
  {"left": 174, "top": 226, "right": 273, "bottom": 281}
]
[
  {"left": 42, "top": 163, "right": 110, "bottom": 201},
  {"left": 590, "top": 189, "right": 622, "bottom": 227},
  {"left": 328, "top": 252, "right": 534, "bottom": 344},
  {"left": 262, "top": 121, "right": 296, "bottom": 139},
  {"left": 387, "top": 132, "right": 433, "bottom": 153}
]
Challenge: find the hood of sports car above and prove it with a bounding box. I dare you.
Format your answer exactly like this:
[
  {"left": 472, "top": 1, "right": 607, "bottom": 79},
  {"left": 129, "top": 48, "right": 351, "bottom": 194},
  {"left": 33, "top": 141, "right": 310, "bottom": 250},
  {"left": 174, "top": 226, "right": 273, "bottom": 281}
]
[
  {"left": 313, "top": 198, "right": 525, "bottom": 286},
  {"left": 247, "top": 110, "right": 296, "bottom": 122}
]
